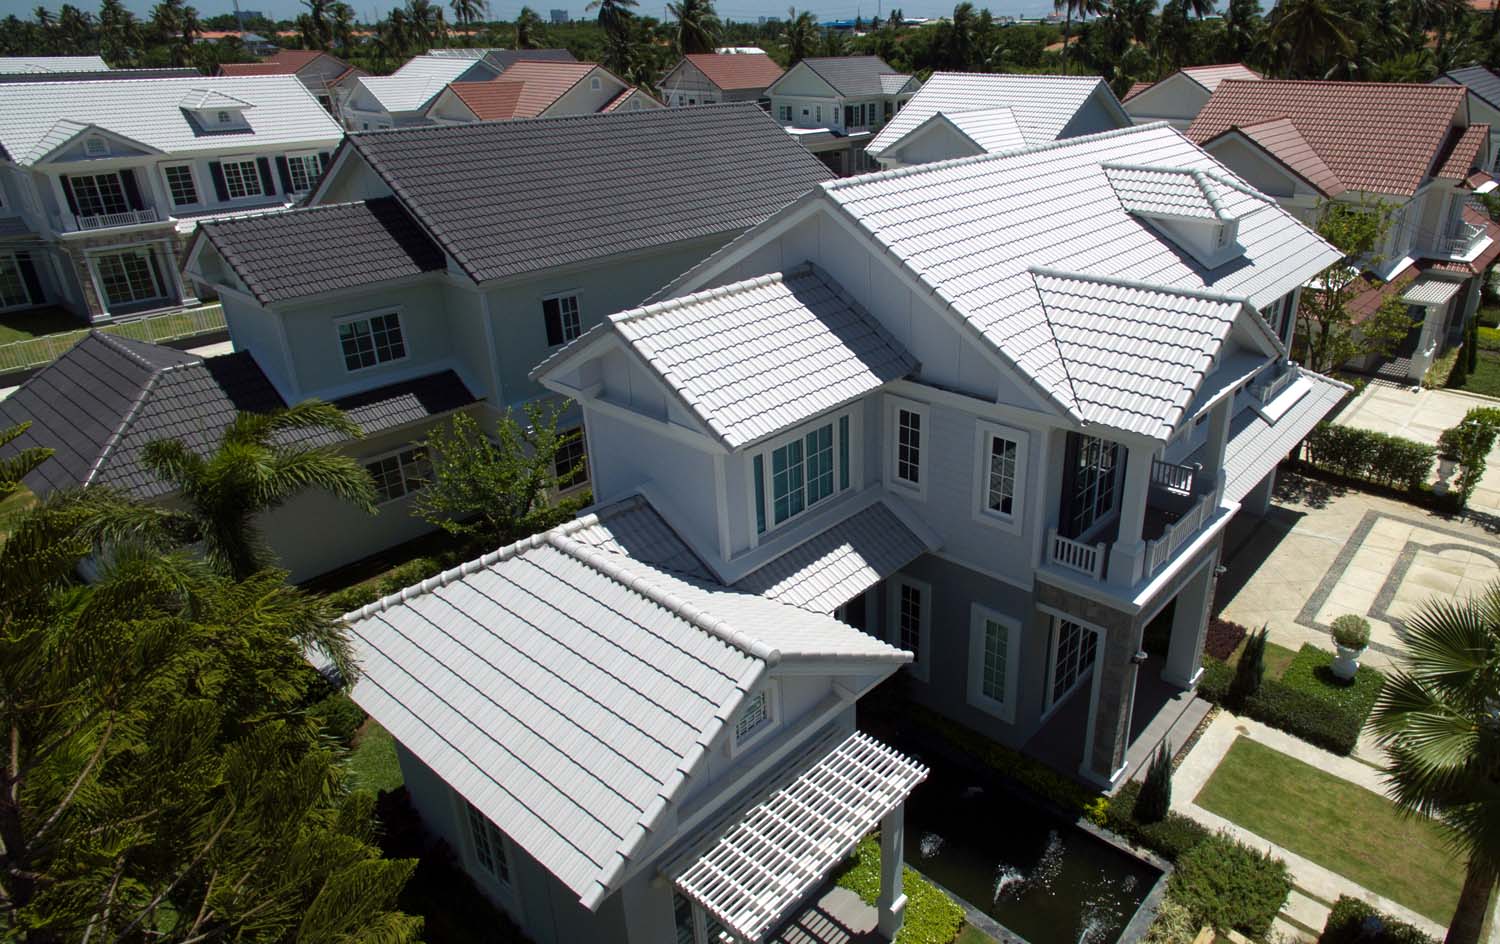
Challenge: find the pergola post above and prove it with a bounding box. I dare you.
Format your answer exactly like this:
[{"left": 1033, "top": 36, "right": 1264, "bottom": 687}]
[{"left": 876, "top": 805, "right": 907, "bottom": 939}]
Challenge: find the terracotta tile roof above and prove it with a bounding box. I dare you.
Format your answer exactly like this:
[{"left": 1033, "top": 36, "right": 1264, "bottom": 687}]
[
  {"left": 1467, "top": 170, "right": 1495, "bottom": 189},
  {"left": 683, "top": 52, "right": 784, "bottom": 91},
  {"left": 1123, "top": 81, "right": 1152, "bottom": 101},
  {"left": 218, "top": 61, "right": 297, "bottom": 76},
  {"left": 218, "top": 49, "right": 344, "bottom": 76},
  {"left": 1233, "top": 116, "right": 1346, "bottom": 196},
  {"left": 499, "top": 60, "right": 610, "bottom": 117},
  {"left": 1188, "top": 79, "right": 1468, "bottom": 195},
  {"left": 599, "top": 86, "right": 660, "bottom": 112},
  {"left": 1346, "top": 261, "right": 1419, "bottom": 323},
  {"left": 447, "top": 79, "right": 526, "bottom": 120},
  {"left": 1437, "top": 123, "right": 1489, "bottom": 180}
]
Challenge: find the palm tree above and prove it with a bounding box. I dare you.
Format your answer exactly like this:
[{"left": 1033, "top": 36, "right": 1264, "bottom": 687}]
[
  {"left": 586, "top": 0, "right": 638, "bottom": 38},
  {"left": 668, "top": 0, "right": 720, "bottom": 54},
  {"left": 784, "top": 6, "right": 817, "bottom": 64},
  {"left": 141, "top": 402, "right": 376, "bottom": 582},
  {"left": 98, "top": 0, "right": 138, "bottom": 65},
  {"left": 450, "top": 0, "right": 484, "bottom": 33},
  {"left": 1267, "top": 0, "right": 1353, "bottom": 76},
  {"left": 1369, "top": 582, "right": 1500, "bottom": 944},
  {"left": 330, "top": 1, "right": 355, "bottom": 53},
  {"left": 1111, "top": 0, "right": 1157, "bottom": 45},
  {"left": 1057, "top": 0, "right": 1107, "bottom": 71},
  {"left": 948, "top": 1, "right": 977, "bottom": 69},
  {"left": 515, "top": 4, "right": 544, "bottom": 47}
]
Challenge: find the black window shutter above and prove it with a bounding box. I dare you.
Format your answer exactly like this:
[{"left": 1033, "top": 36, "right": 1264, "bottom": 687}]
[
  {"left": 119, "top": 168, "right": 144, "bottom": 210},
  {"left": 255, "top": 157, "right": 275, "bottom": 194},
  {"left": 275, "top": 156, "right": 293, "bottom": 193},
  {"left": 542, "top": 297, "right": 563, "bottom": 346},
  {"left": 208, "top": 162, "right": 228, "bottom": 201},
  {"left": 15, "top": 253, "right": 43, "bottom": 304},
  {"left": 59, "top": 175, "right": 79, "bottom": 215}
]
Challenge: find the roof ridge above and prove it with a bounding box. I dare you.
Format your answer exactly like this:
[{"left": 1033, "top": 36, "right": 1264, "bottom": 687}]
[
  {"left": 928, "top": 69, "right": 1101, "bottom": 83},
  {"left": 1101, "top": 161, "right": 1272, "bottom": 219},
  {"left": 608, "top": 266, "right": 799, "bottom": 324},
  {"left": 352, "top": 99, "right": 763, "bottom": 139},
  {"left": 1028, "top": 265, "right": 1252, "bottom": 305},
  {"left": 1026, "top": 270, "right": 1084, "bottom": 418},
  {"left": 82, "top": 361, "right": 164, "bottom": 488}
]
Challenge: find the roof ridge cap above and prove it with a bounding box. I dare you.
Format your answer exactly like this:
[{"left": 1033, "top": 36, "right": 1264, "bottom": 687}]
[
  {"left": 610, "top": 267, "right": 797, "bottom": 323},
  {"left": 83, "top": 362, "right": 164, "bottom": 488},
  {"left": 340, "top": 531, "right": 552, "bottom": 623},
  {"left": 1026, "top": 270, "right": 1084, "bottom": 418},
  {"left": 1029, "top": 265, "right": 1250, "bottom": 305},
  {"left": 1101, "top": 161, "right": 1236, "bottom": 220}
]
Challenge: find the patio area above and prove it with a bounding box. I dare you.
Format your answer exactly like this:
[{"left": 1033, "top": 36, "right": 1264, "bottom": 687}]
[{"left": 769, "top": 885, "right": 882, "bottom": 944}]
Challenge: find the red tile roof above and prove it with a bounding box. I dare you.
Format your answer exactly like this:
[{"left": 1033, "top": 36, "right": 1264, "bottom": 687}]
[
  {"left": 218, "top": 61, "right": 294, "bottom": 75},
  {"left": 1122, "top": 81, "right": 1152, "bottom": 101},
  {"left": 1437, "top": 123, "right": 1490, "bottom": 180},
  {"left": 1232, "top": 116, "right": 1346, "bottom": 196},
  {"left": 217, "top": 49, "right": 349, "bottom": 77},
  {"left": 1346, "top": 262, "right": 1419, "bottom": 323},
  {"left": 683, "top": 53, "right": 785, "bottom": 91},
  {"left": 447, "top": 79, "right": 526, "bottom": 120},
  {"left": 500, "top": 60, "right": 610, "bottom": 117},
  {"left": 599, "top": 86, "right": 660, "bottom": 112},
  {"left": 1188, "top": 79, "right": 1469, "bottom": 196}
]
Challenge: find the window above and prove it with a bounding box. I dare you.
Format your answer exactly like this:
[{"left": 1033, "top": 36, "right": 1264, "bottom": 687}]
[
  {"left": 339, "top": 311, "right": 406, "bottom": 371},
  {"left": 888, "top": 398, "right": 926, "bottom": 496},
  {"left": 163, "top": 165, "right": 199, "bottom": 206},
  {"left": 365, "top": 446, "right": 429, "bottom": 503},
  {"left": 220, "top": 158, "right": 263, "bottom": 199},
  {"left": 542, "top": 293, "right": 581, "bottom": 347},
  {"left": 815, "top": 105, "right": 822, "bottom": 123},
  {"left": 95, "top": 249, "right": 166, "bottom": 307},
  {"left": 217, "top": 110, "right": 231, "bottom": 124},
  {"left": 753, "top": 415, "right": 852, "bottom": 535},
  {"left": 734, "top": 689, "right": 771, "bottom": 744},
  {"left": 0, "top": 253, "right": 38, "bottom": 310},
  {"left": 463, "top": 800, "right": 510, "bottom": 884},
  {"left": 889, "top": 578, "right": 929, "bottom": 681},
  {"left": 69, "top": 173, "right": 128, "bottom": 217},
  {"left": 285, "top": 154, "right": 322, "bottom": 194},
  {"left": 1049, "top": 617, "right": 1098, "bottom": 710},
  {"left": 1067, "top": 434, "right": 1119, "bottom": 538},
  {"left": 974, "top": 422, "right": 1027, "bottom": 531},
  {"left": 778, "top": 105, "right": 792, "bottom": 121},
  {"left": 84, "top": 136, "right": 109, "bottom": 157},
  {"left": 554, "top": 426, "right": 587, "bottom": 489},
  {"left": 590, "top": 75, "right": 602, "bottom": 90},
  {"left": 968, "top": 606, "right": 1020, "bottom": 723}
]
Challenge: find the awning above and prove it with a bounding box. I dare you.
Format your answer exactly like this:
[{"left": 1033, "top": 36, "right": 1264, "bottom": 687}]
[
  {"left": 1401, "top": 276, "right": 1464, "bottom": 306},
  {"left": 1222, "top": 368, "right": 1348, "bottom": 502},
  {"left": 671, "top": 730, "right": 927, "bottom": 943},
  {"left": 733, "top": 501, "right": 934, "bottom": 613}
]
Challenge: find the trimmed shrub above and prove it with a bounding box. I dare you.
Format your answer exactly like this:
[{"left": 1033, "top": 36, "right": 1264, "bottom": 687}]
[
  {"left": 1230, "top": 627, "right": 1268, "bottom": 700},
  {"left": 1319, "top": 896, "right": 1438, "bottom": 944},
  {"left": 1106, "top": 782, "right": 1213, "bottom": 862},
  {"left": 1136, "top": 741, "right": 1173, "bottom": 824},
  {"left": 1330, "top": 614, "right": 1371, "bottom": 650},
  {"left": 1168, "top": 832, "right": 1291, "bottom": 938},
  {"left": 1204, "top": 618, "right": 1248, "bottom": 662},
  {"left": 1303, "top": 423, "right": 1436, "bottom": 494},
  {"left": 1198, "top": 645, "right": 1383, "bottom": 755},
  {"left": 1197, "top": 657, "right": 1234, "bottom": 703}
]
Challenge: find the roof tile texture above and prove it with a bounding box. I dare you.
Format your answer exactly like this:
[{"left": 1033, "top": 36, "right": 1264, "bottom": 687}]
[{"left": 683, "top": 52, "right": 784, "bottom": 91}]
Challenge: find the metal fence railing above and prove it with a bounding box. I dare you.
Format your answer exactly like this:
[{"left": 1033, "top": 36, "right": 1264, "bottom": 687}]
[{"left": 0, "top": 303, "right": 226, "bottom": 376}]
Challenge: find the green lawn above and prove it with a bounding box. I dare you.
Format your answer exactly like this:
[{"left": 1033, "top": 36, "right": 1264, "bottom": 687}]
[
  {"left": 835, "top": 834, "right": 966, "bottom": 944},
  {"left": 1226, "top": 636, "right": 1299, "bottom": 680},
  {"left": 1195, "top": 736, "right": 1461, "bottom": 924},
  {"left": 1451, "top": 350, "right": 1500, "bottom": 399},
  {"left": 347, "top": 720, "right": 404, "bottom": 794},
  {"left": 0, "top": 307, "right": 84, "bottom": 345}
]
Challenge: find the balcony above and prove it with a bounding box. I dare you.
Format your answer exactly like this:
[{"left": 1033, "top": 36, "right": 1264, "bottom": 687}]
[
  {"left": 76, "top": 207, "right": 160, "bottom": 231},
  {"left": 1436, "top": 220, "right": 1485, "bottom": 259}
]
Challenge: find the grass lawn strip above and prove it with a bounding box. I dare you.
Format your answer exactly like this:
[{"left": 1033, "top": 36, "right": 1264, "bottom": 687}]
[
  {"left": 1194, "top": 736, "right": 1460, "bottom": 924},
  {"left": 1452, "top": 350, "right": 1500, "bottom": 399},
  {"left": 347, "top": 720, "right": 404, "bottom": 794}
]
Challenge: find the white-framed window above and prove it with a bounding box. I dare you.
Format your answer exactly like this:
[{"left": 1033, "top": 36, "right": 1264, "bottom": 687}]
[
  {"left": 463, "top": 799, "right": 511, "bottom": 885},
  {"left": 888, "top": 576, "right": 930, "bottom": 682},
  {"left": 1067, "top": 434, "right": 1119, "bottom": 539},
  {"left": 0, "top": 252, "right": 39, "bottom": 310},
  {"left": 217, "top": 110, "right": 231, "bottom": 124},
  {"left": 972, "top": 421, "right": 1027, "bottom": 532},
  {"left": 162, "top": 164, "right": 199, "bottom": 206},
  {"left": 887, "top": 397, "right": 927, "bottom": 498},
  {"left": 1046, "top": 616, "right": 1099, "bottom": 712},
  {"left": 84, "top": 136, "right": 110, "bottom": 157},
  {"left": 751, "top": 413, "right": 852, "bottom": 535},
  {"left": 69, "top": 173, "right": 129, "bottom": 217},
  {"left": 968, "top": 605, "right": 1021, "bottom": 723},
  {"left": 554, "top": 425, "right": 588, "bottom": 489},
  {"left": 284, "top": 154, "right": 322, "bottom": 194},
  {"left": 542, "top": 292, "right": 581, "bottom": 347},
  {"left": 338, "top": 310, "right": 407, "bottom": 371},
  {"left": 94, "top": 249, "right": 167, "bottom": 307},
  {"left": 365, "top": 445, "right": 429, "bottom": 503},
  {"left": 731, "top": 682, "right": 778, "bottom": 752},
  {"left": 220, "top": 158, "right": 264, "bottom": 200},
  {"left": 778, "top": 105, "right": 791, "bottom": 121}
]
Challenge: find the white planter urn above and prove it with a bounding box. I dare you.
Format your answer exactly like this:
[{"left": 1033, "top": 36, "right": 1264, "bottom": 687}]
[
  {"left": 1434, "top": 458, "right": 1457, "bottom": 496},
  {"left": 1332, "top": 643, "right": 1364, "bottom": 681}
]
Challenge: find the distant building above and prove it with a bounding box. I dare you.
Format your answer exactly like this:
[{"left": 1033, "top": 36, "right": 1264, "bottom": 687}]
[{"left": 550, "top": 8, "right": 569, "bottom": 22}]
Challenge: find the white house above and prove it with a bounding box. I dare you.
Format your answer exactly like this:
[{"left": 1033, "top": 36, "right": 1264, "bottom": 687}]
[
  {"left": 535, "top": 123, "right": 1349, "bottom": 790},
  {"left": 0, "top": 55, "right": 110, "bottom": 73},
  {"left": 1122, "top": 63, "right": 1262, "bottom": 129},
  {"left": 0, "top": 73, "right": 343, "bottom": 322},
  {"left": 658, "top": 52, "right": 785, "bottom": 106},
  {"left": 339, "top": 48, "right": 577, "bottom": 130},
  {"left": 423, "top": 61, "right": 656, "bottom": 123},
  {"left": 864, "top": 72, "right": 1131, "bottom": 168},
  {"left": 765, "top": 56, "right": 921, "bottom": 175}
]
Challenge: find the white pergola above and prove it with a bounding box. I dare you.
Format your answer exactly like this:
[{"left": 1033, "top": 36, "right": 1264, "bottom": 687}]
[{"left": 670, "top": 730, "right": 928, "bottom": 943}]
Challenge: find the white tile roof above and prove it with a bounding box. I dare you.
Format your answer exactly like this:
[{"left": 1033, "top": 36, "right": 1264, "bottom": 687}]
[
  {"left": 177, "top": 87, "right": 255, "bottom": 110},
  {"left": 1223, "top": 368, "right": 1347, "bottom": 501},
  {"left": 882, "top": 106, "right": 1031, "bottom": 159},
  {"left": 593, "top": 265, "right": 916, "bottom": 449},
  {"left": 0, "top": 74, "right": 341, "bottom": 166},
  {"left": 0, "top": 55, "right": 109, "bottom": 73},
  {"left": 343, "top": 505, "right": 908, "bottom": 911},
  {"left": 820, "top": 123, "right": 1342, "bottom": 438},
  {"left": 1181, "top": 63, "right": 1263, "bottom": 93},
  {"left": 357, "top": 56, "right": 494, "bottom": 113},
  {"left": 868, "top": 72, "right": 1115, "bottom": 157},
  {"left": 1103, "top": 163, "right": 1269, "bottom": 222}
]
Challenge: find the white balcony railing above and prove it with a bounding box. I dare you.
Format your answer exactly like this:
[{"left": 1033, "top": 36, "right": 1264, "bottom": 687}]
[
  {"left": 1047, "top": 528, "right": 1107, "bottom": 580},
  {"left": 1144, "top": 484, "right": 1220, "bottom": 578},
  {"left": 1255, "top": 364, "right": 1299, "bottom": 406},
  {"left": 76, "top": 207, "right": 159, "bottom": 230},
  {"left": 1437, "top": 220, "right": 1485, "bottom": 258},
  {"left": 1150, "top": 458, "right": 1197, "bottom": 496}
]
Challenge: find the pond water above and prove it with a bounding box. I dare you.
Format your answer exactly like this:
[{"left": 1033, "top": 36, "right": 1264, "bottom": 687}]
[{"left": 905, "top": 766, "right": 1160, "bottom": 944}]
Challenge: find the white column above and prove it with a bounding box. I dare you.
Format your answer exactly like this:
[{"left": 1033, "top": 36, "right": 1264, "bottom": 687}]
[
  {"left": 1243, "top": 467, "right": 1276, "bottom": 518},
  {"left": 1108, "top": 443, "right": 1153, "bottom": 588},
  {"left": 1164, "top": 556, "right": 1216, "bottom": 688},
  {"left": 876, "top": 805, "right": 906, "bottom": 939},
  {"left": 1204, "top": 398, "right": 1232, "bottom": 501}
]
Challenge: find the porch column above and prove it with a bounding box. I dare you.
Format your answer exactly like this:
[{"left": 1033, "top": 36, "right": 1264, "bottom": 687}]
[
  {"left": 1164, "top": 554, "right": 1217, "bottom": 688},
  {"left": 1082, "top": 624, "right": 1140, "bottom": 788},
  {"left": 1243, "top": 467, "right": 1276, "bottom": 518},
  {"left": 1202, "top": 398, "right": 1232, "bottom": 502},
  {"left": 1107, "top": 443, "right": 1153, "bottom": 588},
  {"left": 876, "top": 804, "right": 906, "bottom": 939}
]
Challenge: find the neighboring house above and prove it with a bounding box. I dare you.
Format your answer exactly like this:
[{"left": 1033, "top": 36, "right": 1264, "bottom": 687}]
[
  {"left": 340, "top": 497, "right": 927, "bottom": 944},
  {"left": 0, "top": 67, "right": 198, "bottom": 82},
  {"left": 658, "top": 52, "right": 785, "bottom": 106},
  {"left": 1188, "top": 79, "right": 1500, "bottom": 384},
  {"left": 1433, "top": 65, "right": 1500, "bottom": 174},
  {"left": 424, "top": 61, "right": 658, "bottom": 123},
  {"left": 765, "top": 56, "right": 921, "bottom": 175},
  {"left": 865, "top": 72, "right": 1130, "bottom": 168},
  {"left": 218, "top": 49, "right": 366, "bottom": 119},
  {"left": 0, "top": 74, "right": 343, "bottom": 323},
  {"left": 0, "top": 55, "right": 110, "bottom": 73},
  {"left": 340, "top": 48, "right": 577, "bottom": 129},
  {"left": 1121, "top": 63, "right": 1262, "bottom": 128},
  {"left": 175, "top": 104, "right": 830, "bottom": 578},
  {"left": 536, "top": 122, "right": 1349, "bottom": 791}
]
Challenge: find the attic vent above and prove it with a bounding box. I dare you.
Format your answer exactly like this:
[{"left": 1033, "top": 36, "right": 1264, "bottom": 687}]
[
  {"left": 1103, "top": 163, "right": 1269, "bottom": 270},
  {"left": 84, "top": 136, "right": 109, "bottom": 157},
  {"left": 590, "top": 76, "right": 602, "bottom": 91}
]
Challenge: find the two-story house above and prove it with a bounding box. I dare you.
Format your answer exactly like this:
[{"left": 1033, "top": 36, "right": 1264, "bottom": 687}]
[
  {"left": 0, "top": 55, "right": 110, "bottom": 73},
  {"left": 218, "top": 48, "right": 366, "bottom": 120},
  {"left": 423, "top": 61, "right": 658, "bottom": 123},
  {"left": 339, "top": 48, "right": 577, "bottom": 130},
  {"left": 864, "top": 72, "right": 1131, "bottom": 168},
  {"left": 657, "top": 52, "right": 785, "bottom": 106},
  {"left": 0, "top": 74, "right": 343, "bottom": 322},
  {"left": 765, "top": 56, "right": 921, "bottom": 175},
  {"left": 535, "top": 123, "right": 1349, "bottom": 791},
  {"left": 1187, "top": 79, "right": 1500, "bottom": 384},
  {"left": 1121, "top": 63, "right": 1262, "bottom": 129},
  {"left": 165, "top": 104, "right": 830, "bottom": 579}
]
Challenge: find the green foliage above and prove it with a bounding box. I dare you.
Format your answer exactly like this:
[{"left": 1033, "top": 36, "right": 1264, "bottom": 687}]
[
  {"left": 1083, "top": 795, "right": 1111, "bottom": 827},
  {"left": 1167, "top": 833, "right": 1291, "bottom": 938},
  {"left": 1136, "top": 741, "right": 1173, "bottom": 824},
  {"left": 1319, "top": 896, "right": 1439, "bottom": 944},
  {"left": 1478, "top": 326, "right": 1500, "bottom": 351},
  {"left": 834, "top": 835, "right": 966, "bottom": 944},
  {"left": 1330, "top": 614, "right": 1371, "bottom": 650},
  {"left": 309, "top": 690, "right": 369, "bottom": 747},
  {"left": 1230, "top": 625, "right": 1267, "bottom": 700},
  {"left": 0, "top": 422, "right": 52, "bottom": 502},
  {"left": 1431, "top": 343, "right": 1464, "bottom": 389},
  {"left": 1106, "top": 781, "right": 1213, "bottom": 862},
  {"left": 1200, "top": 645, "right": 1383, "bottom": 755},
  {"left": 1294, "top": 200, "right": 1413, "bottom": 374},
  {"left": 1440, "top": 408, "right": 1500, "bottom": 508},
  {"left": 1303, "top": 422, "right": 1437, "bottom": 494}
]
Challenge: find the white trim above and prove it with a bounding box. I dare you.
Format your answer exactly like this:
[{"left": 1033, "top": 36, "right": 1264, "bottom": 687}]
[
  {"left": 727, "top": 679, "right": 781, "bottom": 756},
  {"left": 750, "top": 409, "right": 855, "bottom": 540},
  {"left": 362, "top": 440, "right": 429, "bottom": 504},
  {"left": 885, "top": 394, "right": 928, "bottom": 501},
  {"left": 887, "top": 575, "right": 931, "bottom": 683},
  {"left": 971, "top": 419, "right": 1028, "bottom": 533},
  {"left": 160, "top": 162, "right": 202, "bottom": 208},
  {"left": 541, "top": 288, "right": 584, "bottom": 348},
  {"left": 1038, "top": 609, "right": 1104, "bottom": 719},
  {"left": 967, "top": 604, "right": 1021, "bottom": 724},
  {"left": 334, "top": 306, "right": 409, "bottom": 373}
]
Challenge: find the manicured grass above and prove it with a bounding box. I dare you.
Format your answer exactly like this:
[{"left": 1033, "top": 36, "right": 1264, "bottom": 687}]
[
  {"left": 1194, "top": 736, "right": 1462, "bottom": 924},
  {"left": 1226, "top": 636, "right": 1298, "bottom": 680},
  {"left": 954, "top": 926, "right": 998, "bottom": 944},
  {"left": 835, "top": 834, "right": 966, "bottom": 944},
  {"left": 0, "top": 307, "right": 84, "bottom": 345},
  {"left": 1450, "top": 350, "right": 1500, "bottom": 399},
  {"left": 347, "top": 720, "right": 404, "bottom": 794}
]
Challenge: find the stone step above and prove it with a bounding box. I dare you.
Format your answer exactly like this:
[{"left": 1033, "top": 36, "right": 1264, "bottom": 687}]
[{"left": 1279, "top": 887, "right": 1332, "bottom": 942}]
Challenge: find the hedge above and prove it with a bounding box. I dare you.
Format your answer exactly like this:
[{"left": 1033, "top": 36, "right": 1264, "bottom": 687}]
[
  {"left": 1168, "top": 833, "right": 1292, "bottom": 939},
  {"left": 1105, "top": 781, "right": 1212, "bottom": 862},
  {"left": 1197, "top": 645, "right": 1383, "bottom": 755},
  {"left": 1303, "top": 423, "right": 1436, "bottom": 494},
  {"left": 1319, "top": 896, "right": 1437, "bottom": 944}
]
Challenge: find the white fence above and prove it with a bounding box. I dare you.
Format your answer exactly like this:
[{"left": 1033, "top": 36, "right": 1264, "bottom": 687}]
[
  {"left": 1047, "top": 528, "right": 1106, "bottom": 580},
  {"left": 0, "top": 303, "right": 225, "bottom": 375}
]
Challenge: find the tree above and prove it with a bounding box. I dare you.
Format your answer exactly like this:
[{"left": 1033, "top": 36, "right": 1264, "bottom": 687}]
[
  {"left": 450, "top": 0, "right": 485, "bottom": 32},
  {"left": 1058, "top": 0, "right": 1108, "bottom": 70},
  {"left": 784, "top": 6, "right": 817, "bottom": 64},
  {"left": 946, "top": 1, "right": 978, "bottom": 69},
  {"left": 98, "top": 0, "right": 140, "bottom": 64},
  {"left": 1111, "top": 0, "right": 1157, "bottom": 46},
  {"left": 1368, "top": 580, "right": 1500, "bottom": 944},
  {"left": 586, "top": 0, "right": 638, "bottom": 37},
  {"left": 669, "top": 0, "right": 720, "bottom": 54},
  {"left": 1295, "top": 199, "right": 1413, "bottom": 375},
  {"left": 1136, "top": 741, "right": 1174, "bottom": 823},
  {"left": 141, "top": 402, "right": 377, "bottom": 582},
  {"left": 1267, "top": 0, "right": 1354, "bottom": 76},
  {"left": 412, "top": 405, "right": 580, "bottom": 547},
  {"left": 515, "top": 5, "right": 544, "bottom": 47},
  {"left": 1219, "top": 0, "right": 1260, "bottom": 60},
  {"left": 0, "top": 422, "right": 52, "bottom": 499},
  {"left": 1231, "top": 626, "right": 1268, "bottom": 699}
]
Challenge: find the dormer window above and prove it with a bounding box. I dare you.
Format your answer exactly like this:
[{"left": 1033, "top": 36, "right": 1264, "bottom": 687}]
[
  {"left": 84, "top": 136, "right": 109, "bottom": 158},
  {"left": 1103, "top": 163, "right": 1262, "bottom": 269}
]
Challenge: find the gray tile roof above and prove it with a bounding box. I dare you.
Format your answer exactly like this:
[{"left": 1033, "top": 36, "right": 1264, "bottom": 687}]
[
  {"left": 344, "top": 103, "right": 833, "bottom": 284},
  {"left": 198, "top": 198, "right": 447, "bottom": 305},
  {"left": 566, "top": 494, "right": 714, "bottom": 579},
  {"left": 488, "top": 48, "right": 578, "bottom": 69},
  {"left": 1435, "top": 66, "right": 1500, "bottom": 112},
  {"left": 342, "top": 501, "right": 909, "bottom": 911},
  {"left": 797, "top": 56, "right": 907, "bottom": 98}
]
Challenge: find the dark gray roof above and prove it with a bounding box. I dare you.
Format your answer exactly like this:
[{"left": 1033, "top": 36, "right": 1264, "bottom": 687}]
[
  {"left": 0, "top": 68, "right": 200, "bottom": 83},
  {"left": 489, "top": 48, "right": 576, "bottom": 69},
  {"left": 198, "top": 197, "right": 447, "bottom": 305},
  {"left": 344, "top": 102, "right": 833, "bottom": 283},
  {"left": 799, "top": 56, "right": 904, "bottom": 98},
  {"left": 1435, "top": 66, "right": 1500, "bottom": 111},
  {"left": 0, "top": 332, "right": 475, "bottom": 500}
]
